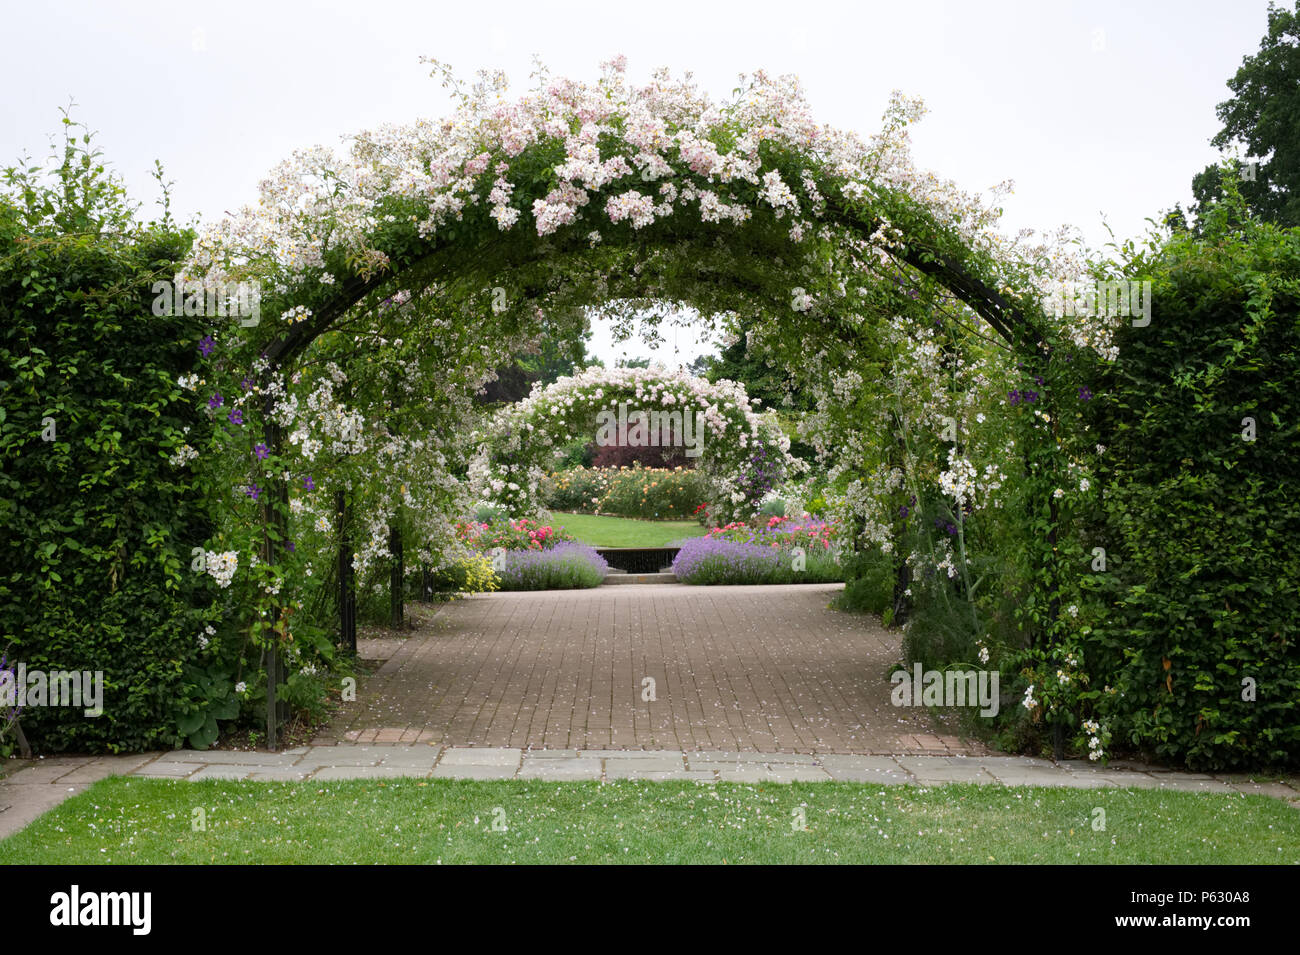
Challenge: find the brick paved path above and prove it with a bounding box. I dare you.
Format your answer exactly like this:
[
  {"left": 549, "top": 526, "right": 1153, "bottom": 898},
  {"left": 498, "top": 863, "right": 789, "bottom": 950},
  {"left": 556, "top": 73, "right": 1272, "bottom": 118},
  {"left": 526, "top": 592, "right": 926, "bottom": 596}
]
[{"left": 315, "top": 583, "right": 982, "bottom": 755}]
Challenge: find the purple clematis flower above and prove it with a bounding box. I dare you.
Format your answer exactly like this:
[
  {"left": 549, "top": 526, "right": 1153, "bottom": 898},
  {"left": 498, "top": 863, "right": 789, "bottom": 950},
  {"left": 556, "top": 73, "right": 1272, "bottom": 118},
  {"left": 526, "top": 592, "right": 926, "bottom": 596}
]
[
  {"left": 228, "top": 408, "right": 243, "bottom": 426},
  {"left": 245, "top": 484, "right": 261, "bottom": 501},
  {"left": 1078, "top": 386, "right": 1093, "bottom": 401},
  {"left": 254, "top": 443, "right": 269, "bottom": 460},
  {"left": 199, "top": 335, "right": 215, "bottom": 357},
  {"left": 303, "top": 476, "right": 315, "bottom": 492}
]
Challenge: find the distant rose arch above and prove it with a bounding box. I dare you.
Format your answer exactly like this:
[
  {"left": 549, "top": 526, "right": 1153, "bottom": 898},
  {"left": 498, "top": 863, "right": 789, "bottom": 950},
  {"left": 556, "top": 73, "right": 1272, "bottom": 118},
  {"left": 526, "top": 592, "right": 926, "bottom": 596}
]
[{"left": 470, "top": 365, "right": 796, "bottom": 518}]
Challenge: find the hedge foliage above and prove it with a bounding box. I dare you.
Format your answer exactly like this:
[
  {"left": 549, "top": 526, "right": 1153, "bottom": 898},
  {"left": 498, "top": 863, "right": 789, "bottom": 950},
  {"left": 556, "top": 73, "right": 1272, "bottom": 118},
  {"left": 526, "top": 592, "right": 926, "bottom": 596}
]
[
  {"left": 0, "top": 121, "right": 216, "bottom": 752},
  {"left": 541, "top": 464, "right": 708, "bottom": 519},
  {"left": 1085, "top": 209, "right": 1300, "bottom": 769}
]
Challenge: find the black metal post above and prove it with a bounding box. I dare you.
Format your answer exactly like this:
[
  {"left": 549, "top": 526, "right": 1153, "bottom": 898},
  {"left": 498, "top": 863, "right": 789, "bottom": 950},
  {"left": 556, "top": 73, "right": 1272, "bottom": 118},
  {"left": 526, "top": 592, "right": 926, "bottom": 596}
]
[
  {"left": 389, "top": 523, "right": 403, "bottom": 627},
  {"left": 337, "top": 489, "right": 356, "bottom": 653}
]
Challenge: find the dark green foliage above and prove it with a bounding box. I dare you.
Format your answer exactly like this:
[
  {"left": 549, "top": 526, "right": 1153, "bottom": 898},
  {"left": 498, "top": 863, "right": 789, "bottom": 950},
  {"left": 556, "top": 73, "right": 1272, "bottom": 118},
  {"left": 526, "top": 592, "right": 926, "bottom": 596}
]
[
  {"left": 831, "top": 549, "right": 894, "bottom": 617},
  {"left": 1191, "top": 2, "right": 1300, "bottom": 228},
  {"left": 1086, "top": 208, "right": 1300, "bottom": 769},
  {"left": 0, "top": 118, "right": 216, "bottom": 751}
]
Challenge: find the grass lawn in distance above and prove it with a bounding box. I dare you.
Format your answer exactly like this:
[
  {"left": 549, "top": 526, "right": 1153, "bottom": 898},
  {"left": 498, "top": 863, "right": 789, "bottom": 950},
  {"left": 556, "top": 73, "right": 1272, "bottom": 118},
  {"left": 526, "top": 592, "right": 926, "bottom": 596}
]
[
  {"left": 2, "top": 776, "right": 1297, "bottom": 865},
  {"left": 552, "top": 512, "right": 707, "bottom": 548}
]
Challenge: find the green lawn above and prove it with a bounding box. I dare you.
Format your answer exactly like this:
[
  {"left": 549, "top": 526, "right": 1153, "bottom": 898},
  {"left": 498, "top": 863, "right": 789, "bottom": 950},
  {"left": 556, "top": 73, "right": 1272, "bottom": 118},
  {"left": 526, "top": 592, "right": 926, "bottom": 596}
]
[
  {"left": 552, "top": 512, "right": 707, "bottom": 548},
  {"left": 2, "top": 776, "right": 1296, "bottom": 864}
]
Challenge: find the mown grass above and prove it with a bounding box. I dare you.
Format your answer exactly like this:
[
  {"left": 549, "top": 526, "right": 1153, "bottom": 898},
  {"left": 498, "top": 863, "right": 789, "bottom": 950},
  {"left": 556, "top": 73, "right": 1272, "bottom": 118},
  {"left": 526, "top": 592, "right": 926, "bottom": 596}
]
[
  {"left": 552, "top": 512, "right": 707, "bottom": 548},
  {"left": 2, "top": 776, "right": 1296, "bottom": 864}
]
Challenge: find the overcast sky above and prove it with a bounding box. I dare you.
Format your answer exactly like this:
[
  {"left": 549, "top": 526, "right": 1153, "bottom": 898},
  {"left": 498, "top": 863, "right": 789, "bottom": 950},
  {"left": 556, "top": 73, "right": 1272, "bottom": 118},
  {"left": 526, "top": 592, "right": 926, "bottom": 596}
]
[{"left": 2, "top": 0, "right": 1277, "bottom": 366}]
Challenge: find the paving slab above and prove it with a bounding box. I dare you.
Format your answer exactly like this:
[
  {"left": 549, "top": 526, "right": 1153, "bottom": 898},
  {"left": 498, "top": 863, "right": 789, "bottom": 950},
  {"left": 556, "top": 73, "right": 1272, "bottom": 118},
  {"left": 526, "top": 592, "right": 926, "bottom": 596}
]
[
  {"left": 189, "top": 765, "right": 258, "bottom": 781},
  {"left": 1, "top": 763, "right": 86, "bottom": 785},
  {"left": 313, "top": 766, "right": 429, "bottom": 781},
  {"left": 582, "top": 750, "right": 685, "bottom": 760},
  {"left": 896, "top": 757, "right": 998, "bottom": 785},
  {"left": 605, "top": 770, "right": 719, "bottom": 782},
  {"left": 603, "top": 757, "right": 689, "bottom": 777},
  {"left": 518, "top": 757, "right": 602, "bottom": 780},
  {"left": 437, "top": 747, "right": 521, "bottom": 767},
  {"left": 155, "top": 750, "right": 290, "bottom": 766},
  {"left": 131, "top": 762, "right": 204, "bottom": 778},
  {"left": 0, "top": 783, "right": 90, "bottom": 839},
  {"left": 376, "top": 746, "right": 444, "bottom": 768},
  {"left": 985, "top": 766, "right": 1094, "bottom": 787},
  {"left": 429, "top": 764, "right": 519, "bottom": 780},
  {"left": 1147, "top": 777, "right": 1236, "bottom": 794},
  {"left": 817, "top": 755, "right": 912, "bottom": 783},
  {"left": 243, "top": 769, "right": 314, "bottom": 781},
  {"left": 522, "top": 749, "right": 583, "bottom": 759}
]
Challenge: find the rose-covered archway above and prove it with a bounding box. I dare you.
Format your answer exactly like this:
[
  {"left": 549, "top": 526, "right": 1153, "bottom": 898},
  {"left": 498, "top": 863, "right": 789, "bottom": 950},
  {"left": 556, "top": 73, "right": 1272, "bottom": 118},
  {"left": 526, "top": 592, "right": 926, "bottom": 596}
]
[
  {"left": 470, "top": 365, "right": 796, "bottom": 519},
  {"left": 175, "top": 58, "right": 1115, "bottom": 745}
]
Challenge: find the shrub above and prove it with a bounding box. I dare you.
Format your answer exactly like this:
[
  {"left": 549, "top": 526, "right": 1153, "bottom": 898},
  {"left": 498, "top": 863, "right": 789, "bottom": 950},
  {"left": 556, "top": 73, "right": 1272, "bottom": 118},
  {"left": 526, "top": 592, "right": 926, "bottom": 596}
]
[
  {"left": 457, "top": 518, "right": 573, "bottom": 552},
  {"left": 707, "top": 515, "right": 840, "bottom": 552},
  {"left": 472, "top": 502, "right": 509, "bottom": 524},
  {"left": 492, "top": 542, "right": 608, "bottom": 590},
  {"left": 672, "top": 536, "right": 843, "bottom": 585},
  {"left": 833, "top": 549, "right": 894, "bottom": 616},
  {"left": 421, "top": 554, "right": 500, "bottom": 599},
  {"left": 1083, "top": 208, "right": 1300, "bottom": 769},
  {"left": 541, "top": 465, "right": 709, "bottom": 519},
  {"left": 0, "top": 120, "right": 219, "bottom": 753}
]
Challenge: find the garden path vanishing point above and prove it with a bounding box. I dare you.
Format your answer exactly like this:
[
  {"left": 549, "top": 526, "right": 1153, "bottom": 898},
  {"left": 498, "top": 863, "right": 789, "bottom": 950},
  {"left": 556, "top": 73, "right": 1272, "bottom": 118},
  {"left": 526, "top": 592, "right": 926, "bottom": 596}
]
[{"left": 317, "top": 583, "right": 983, "bottom": 755}]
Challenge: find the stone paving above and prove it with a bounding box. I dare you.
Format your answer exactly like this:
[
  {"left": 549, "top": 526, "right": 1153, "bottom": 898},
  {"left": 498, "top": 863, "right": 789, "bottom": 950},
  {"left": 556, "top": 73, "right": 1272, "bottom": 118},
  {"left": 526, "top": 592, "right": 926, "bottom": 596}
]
[
  {"left": 3, "top": 584, "right": 1297, "bottom": 839},
  {"left": 315, "top": 583, "right": 984, "bottom": 755},
  {"left": 3, "top": 744, "right": 1297, "bottom": 838}
]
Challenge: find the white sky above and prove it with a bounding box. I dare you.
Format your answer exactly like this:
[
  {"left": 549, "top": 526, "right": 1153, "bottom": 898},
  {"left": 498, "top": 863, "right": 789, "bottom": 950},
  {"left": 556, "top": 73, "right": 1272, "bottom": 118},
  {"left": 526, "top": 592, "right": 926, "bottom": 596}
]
[{"left": 2, "top": 0, "right": 1275, "bottom": 366}]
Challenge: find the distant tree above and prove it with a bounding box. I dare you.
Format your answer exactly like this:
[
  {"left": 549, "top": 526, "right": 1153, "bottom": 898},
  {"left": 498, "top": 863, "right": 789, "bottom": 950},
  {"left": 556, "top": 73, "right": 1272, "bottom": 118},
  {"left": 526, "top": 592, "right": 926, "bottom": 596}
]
[
  {"left": 685, "top": 353, "right": 713, "bottom": 377},
  {"left": 704, "top": 319, "right": 812, "bottom": 412},
  {"left": 1190, "top": 2, "right": 1300, "bottom": 227},
  {"left": 476, "top": 323, "right": 593, "bottom": 404}
]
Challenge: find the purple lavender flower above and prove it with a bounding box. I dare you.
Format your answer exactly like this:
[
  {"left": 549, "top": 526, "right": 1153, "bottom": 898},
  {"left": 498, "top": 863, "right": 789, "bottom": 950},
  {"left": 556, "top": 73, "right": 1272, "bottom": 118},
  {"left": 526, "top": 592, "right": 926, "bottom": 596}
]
[
  {"left": 672, "top": 536, "right": 782, "bottom": 584},
  {"left": 492, "top": 541, "right": 608, "bottom": 590}
]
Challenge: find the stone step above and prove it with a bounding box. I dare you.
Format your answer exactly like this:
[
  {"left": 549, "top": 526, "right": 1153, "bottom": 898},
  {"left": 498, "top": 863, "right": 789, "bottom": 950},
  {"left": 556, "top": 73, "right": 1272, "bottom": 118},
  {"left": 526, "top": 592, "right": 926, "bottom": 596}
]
[{"left": 602, "top": 571, "right": 677, "bottom": 585}]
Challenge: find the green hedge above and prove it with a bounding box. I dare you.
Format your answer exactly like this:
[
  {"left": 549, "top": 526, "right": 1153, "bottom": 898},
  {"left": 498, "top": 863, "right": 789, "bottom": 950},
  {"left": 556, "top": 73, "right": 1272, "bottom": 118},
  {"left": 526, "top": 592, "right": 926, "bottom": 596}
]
[
  {"left": 0, "top": 126, "right": 216, "bottom": 752},
  {"left": 541, "top": 465, "right": 708, "bottom": 519},
  {"left": 1086, "top": 211, "right": 1300, "bottom": 769}
]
